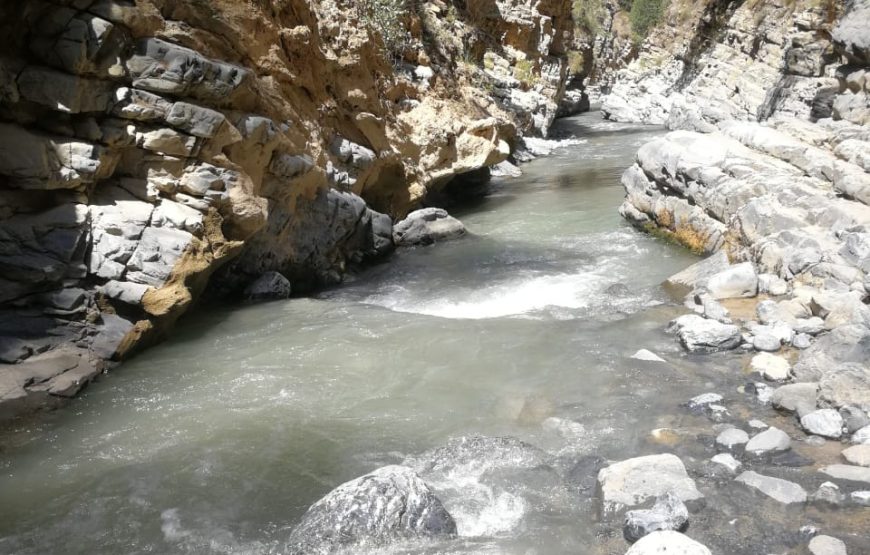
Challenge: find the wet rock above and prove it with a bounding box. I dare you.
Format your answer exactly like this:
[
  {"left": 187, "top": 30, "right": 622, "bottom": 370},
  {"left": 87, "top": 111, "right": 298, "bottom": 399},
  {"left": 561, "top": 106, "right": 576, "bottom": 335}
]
[
  {"left": 623, "top": 493, "right": 689, "bottom": 543},
  {"left": 750, "top": 353, "right": 791, "bottom": 381},
  {"left": 631, "top": 349, "right": 666, "bottom": 363},
  {"left": 566, "top": 455, "right": 608, "bottom": 494},
  {"left": 801, "top": 409, "right": 844, "bottom": 439},
  {"left": 753, "top": 333, "right": 783, "bottom": 352},
  {"left": 668, "top": 315, "right": 741, "bottom": 353},
  {"left": 745, "top": 427, "right": 791, "bottom": 455},
  {"left": 808, "top": 535, "right": 848, "bottom": 555},
  {"left": 842, "top": 445, "right": 870, "bottom": 467},
  {"left": 811, "top": 482, "right": 845, "bottom": 505},
  {"left": 244, "top": 271, "right": 291, "bottom": 302},
  {"left": 687, "top": 393, "right": 723, "bottom": 410},
  {"left": 710, "top": 453, "right": 742, "bottom": 473},
  {"left": 716, "top": 428, "right": 749, "bottom": 450},
  {"left": 819, "top": 464, "right": 870, "bottom": 486},
  {"left": 851, "top": 491, "right": 870, "bottom": 506},
  {"left": 819, "top": 363, "right": 870, "bottom": 410},
  {"left": 758, "top": 273, "right": 789, "bottom": 296},
  {"left": 597, "top": 454, "right": 703, "bottom": 514},
  {"left": 735, "top": 471, "right": 807, "bottom": 504},
  {"left": 793, "top": 333, "right": 813, "bottom": 349},
  {"left": 853, "top": 425, "right": 870, "bottom": 444},
  {"left": 704, "top": 262, "right": 758, "bottom": 299},
  {"left": 285, "top": 465, "right": 456, "bottom": 555},
  {"left": 840, "top": 406, "right": 870, "bottom": 433},
  {"left": 624, "top": 531, "right": 711, "bottom": 555},
  {"left": 771, "top": 382, "right": 818, "bottom": 415},
  {"left": 392, "top": 208, "right": 466, "bottom": 247},
  {"left": 748, "top": 419, "right": 768, "bottom": 430}
]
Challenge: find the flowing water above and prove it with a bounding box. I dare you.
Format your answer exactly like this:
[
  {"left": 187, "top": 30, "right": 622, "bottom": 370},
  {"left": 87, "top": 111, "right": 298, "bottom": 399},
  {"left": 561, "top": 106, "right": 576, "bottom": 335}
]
[{"left": 1, "top": 113, "right": 866, "bottom": 555}]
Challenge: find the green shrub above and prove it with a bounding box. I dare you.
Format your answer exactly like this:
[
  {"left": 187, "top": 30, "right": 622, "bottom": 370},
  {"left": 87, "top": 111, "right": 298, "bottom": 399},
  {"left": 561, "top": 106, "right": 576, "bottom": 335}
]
[
  {"left": 571, "top": 0, "right": 604, "bottom": 35},
  {"left": 629, "top": 0, "right": 668, "bottom": 43},
  {"left": 514, "top": 59, "right": 536, "bottom": 86},
  {"left": 357, "top": 0, "right": 410, "bottom": 55}
]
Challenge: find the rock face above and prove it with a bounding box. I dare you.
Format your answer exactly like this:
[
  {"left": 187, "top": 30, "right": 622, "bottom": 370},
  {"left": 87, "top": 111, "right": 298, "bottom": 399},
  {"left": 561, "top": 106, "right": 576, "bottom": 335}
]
[
  {"left": 285, "top": 465, "right": 456, "bottom": 555},
  {"left": 618, "top": 0, "right": 870, "bottom": 418},
  {"left": 243, "top": 272, "right": 292, "bottom": 302},
  {"left": 597, "top": 454, "right": 703, "bottom": 514},
  {"left": 0, "top": 0, "right": 576, "bottom": 415}
]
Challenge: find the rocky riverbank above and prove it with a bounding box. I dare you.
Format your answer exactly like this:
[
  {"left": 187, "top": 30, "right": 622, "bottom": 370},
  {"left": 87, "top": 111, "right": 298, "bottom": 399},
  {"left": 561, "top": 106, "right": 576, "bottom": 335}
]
[{"left": 0, "top": 0, "right": 582, "bottom": 417}]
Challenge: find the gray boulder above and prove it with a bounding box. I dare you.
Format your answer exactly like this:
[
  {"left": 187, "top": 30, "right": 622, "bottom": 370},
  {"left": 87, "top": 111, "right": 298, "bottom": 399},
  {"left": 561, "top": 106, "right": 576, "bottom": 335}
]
[
  {"left": 668, "top": 315, "right": 741, "bottom": 353},
  {"left": 623, "top": 493, "right": 689, "bottom": 543},
  {"left": 624, "top": 531, "right": 712, "bottom": 555},
  {"left": 244, "top": 271, "right": 291, "bottom": 301},
  {"left": 735, "top": 471, "right": 807, "bottom": 504},
  {"left": 597, "top": 454, "right": 703, "bottom": 514},
  {"left": 801, "top": 409, "right": 845, "bottom": 439},
  {"left": 285, "top": 465, "right": 456, "bottom": 555},
  {"left": 771, "top": 382, "right": 819, "bottom": 415},
  {"left": 745, "top": 427, "right": 791, "bottom": 455},
  {"left": 704, "top": 262, "right": 758, "bottom": 299},
  {"left": 393, "top": 208, "right": 466, "bottom": 247}
]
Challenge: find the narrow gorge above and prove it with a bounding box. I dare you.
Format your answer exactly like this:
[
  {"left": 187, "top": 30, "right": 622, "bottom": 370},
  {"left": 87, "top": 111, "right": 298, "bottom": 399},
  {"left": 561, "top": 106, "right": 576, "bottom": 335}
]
[{"left": 0, "top": 1, "right": 868, "bottom": 554}]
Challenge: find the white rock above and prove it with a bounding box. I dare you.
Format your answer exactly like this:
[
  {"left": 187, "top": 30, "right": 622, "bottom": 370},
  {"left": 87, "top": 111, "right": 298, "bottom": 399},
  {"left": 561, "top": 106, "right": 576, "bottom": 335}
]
[
  {"left": 851, "top": 491, "right": 870, "bottom": 505},
  {"left": 758, "top": 273, "right": 788, "bottom": 296},
  {"left": 842, "top": 444, "right": 870, "bottom": 467},
  {"left": 808, "top": 535, "right": 848, "bottom": 555},
  {"left": 801, "top": 409, "right": 844, "bottom": 439},
  {"left": 852, "top": 425, "right": 870, "bottom": 444},
  {"left": 631, "top": 349, "right": 667, "bottom": 362},
  {"left": 748, "top": 419, "right": 768, "bottom": 429},
  {"left": 687, "top": 393, "right": 723, "bottom": 409},
  {"left": 716, "top": 428, "right": 749, "bottom": 449},
  {"left": 597, "top": 454, "right": 703, "bottom": 513},
  {"left": 735, "top": 471, "right": 807, "bottom": 504},
  {"left": 704, "top": 262, "right": 758, "bottom": 299},
  {"left": 711, "top": 453, "right": 742, "bottom": 473},
  {"left": 819, "top": 464, "right": 870, "bottom": 485},
  {"left": 750, "top": 353, "right": 791, "bottom": 381},
  {"left": 668, "top": 315, "right": 741, "bottom": 353},
  {"left": 745, "top": 427, "right": 791, "bottom": 454},
  {"left": 624, "top": 531, "right": 711, "bottom": 555}
]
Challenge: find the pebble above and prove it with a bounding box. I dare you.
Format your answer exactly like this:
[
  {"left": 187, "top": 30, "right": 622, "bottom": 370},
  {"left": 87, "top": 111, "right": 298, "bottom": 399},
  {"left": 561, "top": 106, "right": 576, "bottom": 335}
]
[
  {"left": 808, "top": 535, "right": 847, "bottom": 555},
  {"left": 710, "top": 453, "right": 741, "bottom": 473}
]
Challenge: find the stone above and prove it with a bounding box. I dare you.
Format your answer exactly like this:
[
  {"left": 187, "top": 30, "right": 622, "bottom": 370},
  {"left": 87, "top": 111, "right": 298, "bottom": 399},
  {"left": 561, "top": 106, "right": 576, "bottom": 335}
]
[
  {"left": 597, "top": 454, "right": 703, "bottom": 514},
  {"left": 801, "top": 409, "right": 844, "bottom": 439},
  {"left": 392, "top": 208, "right": 466, "bottom": 247},
  {"left": 808, "top": 535, "right": 848, "bottom": 555},
  {"left": 819, "top": 364, "right": 870, "bottom": 410},
  {"left": 853, "top": 425, "right": 870, "bottom": 444},
  {"left": 623, "top": 493, "right": 689, "bottom": 543},
  {"left": 624, "top": 531, "right": 711, "bottom": 555},
  {"left": 687, "top": 393, "right": 723, "bottom": 411},
  {"left": 793, "top": 333, "right": 812, "bottom": 349},
  {"left": 716, "top": 428, "right": 749, "bottom": 450},
  {"left": 753, "top": 333, "right": 783, "bottom": 352},
  {"left": 748, "top": 419, "right": 768, "bottom": 429},
  {"left": 667, "top": 315, "right": 741, "bottom": 353},
  {"left": 666, "top": 251, "right": 731, "bottom": 293},
  {"left": 285, "top": 465, "right": 456, "bottom": 555},
  {"left": 735, "top": 471, "right": 807, "bottom": 504},
  {"left": 819, "top": 464, "right": 870, "bottom": 485},
  {"left": 794, "top": 317, "right": 826, "bottom": 335},
  {"left": 704, "top": 262, "right": 758, "bottom": 299},
  {"left": 851, "top": 491, "right": 870, "bottom": 506},
  {"left": 137, "top": 128, "right": 197, "bottom": 157},
  {"left": 811, "top": 482, "right": 845, "bottom": 505},
  {"left": 244, "top": 272, "right": 292, "bottom": 302},
  {"left": 745, "top": 427, "right": 791, "bottom": 455},
  {"left": 631, "top": 349, "right": 666, "bottom": 363},
  {"left": 758, "top": 273, "right": 788, "bottom": 296},
  {"left": 771, "top": 383, "right": 818, "bottom": 415},
  {"left": 750, "top": 353, "right": 791, "bottom": 381},
  {"left": 16, "top": 66, "right": 112, "bottom": 113},
  {"left": 99, "top": 280, "right": 150, "bottom": 305},
  {"left": 710, "top": 453, "right": 741, "bottom": 473},
  {"left": 165, "top": 101, "right": 228, "bottom": 138},
  {"left": 841, "top": 406, "right": 870, "bottom": 433}
]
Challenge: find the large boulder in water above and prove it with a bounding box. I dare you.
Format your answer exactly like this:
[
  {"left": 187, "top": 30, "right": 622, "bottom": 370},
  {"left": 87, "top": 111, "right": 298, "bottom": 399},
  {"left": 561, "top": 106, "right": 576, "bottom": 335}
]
[
  {"left": 285, "top": 465, "right": 456, "bottom": 554},
  {"left": 243, "top": 271, "right": 291, "bottom": 301},
  {"left": 667, "top": 314, "right": 741, "bottom": 353},
  {"left": 392, "top": 208, "right": 466, "bottom": 246},
  {"left": 597, "top": 454, "right": 703, "bottom": 515}
]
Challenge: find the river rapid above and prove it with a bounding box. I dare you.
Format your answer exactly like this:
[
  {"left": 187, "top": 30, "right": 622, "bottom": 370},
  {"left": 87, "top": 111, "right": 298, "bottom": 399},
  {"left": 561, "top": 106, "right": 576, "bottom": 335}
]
[{"left": 3, "top": 113, "right": 865, "bottom": 555}]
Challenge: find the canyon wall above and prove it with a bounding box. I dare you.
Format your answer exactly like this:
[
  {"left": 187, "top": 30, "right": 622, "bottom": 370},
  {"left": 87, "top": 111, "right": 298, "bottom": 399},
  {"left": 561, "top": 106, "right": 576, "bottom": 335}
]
[{"left": 0, "top": 0, "right": 574, "bottom": 414}]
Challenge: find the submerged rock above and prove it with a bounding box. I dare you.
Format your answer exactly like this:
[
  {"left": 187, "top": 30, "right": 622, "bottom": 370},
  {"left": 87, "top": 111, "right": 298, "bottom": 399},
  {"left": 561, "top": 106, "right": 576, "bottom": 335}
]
[
  {"left": 735, "top": 471, "right": 807, "bottom": 504},
  {"left": 631, "top": 349, "right": 667, "bottom": 363},
  {"left": 819, "top": 464, "right": 870, "bottom": 486},
  {"left": 624, "top": 531, "right": 711, "bottom": 555},
  {"left": 710, "top": 453, "right": 742, "bottom": 473},
  {"left": 623, "top": 492, "right": 689, "bottom": 542},
  {"left": 243, "top": 271, "right": 291, "bottom": 301},
  {"left": 597, "top": 454, "right": 703, "bottom": 514},
  {"left": 392, "top": 208, "right": 466, "bottom": 247},
  {"left": 750, "top": 353, "right": 791, "bottom": 381},
  {"left": 716, "top": 428, "right": 749, "bottom": 450},
  {"left": 285, "top": 465, "right": 456, "bottom": 555},
  {"left": 745, "top": 427, "right": 791, "bottom": 455},
  {"left": 771, "top": 383, "right": 818, "bottom": 415}
]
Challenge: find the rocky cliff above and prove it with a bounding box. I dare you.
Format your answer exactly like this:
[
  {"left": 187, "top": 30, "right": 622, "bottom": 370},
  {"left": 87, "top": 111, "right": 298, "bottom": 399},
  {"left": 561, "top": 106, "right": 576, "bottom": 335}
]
[
  {"left": 0, "top": 0, "right": 575, "bottom": 415},
  {"left": 618, "top": 0, "right": 870, "bottom": 416}
]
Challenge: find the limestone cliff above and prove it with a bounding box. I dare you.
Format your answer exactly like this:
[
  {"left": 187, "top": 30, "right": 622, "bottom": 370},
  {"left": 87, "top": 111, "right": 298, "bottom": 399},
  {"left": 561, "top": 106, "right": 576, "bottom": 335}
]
[{"left": 0, "top": 0, "right": 574, "bottom": 414}]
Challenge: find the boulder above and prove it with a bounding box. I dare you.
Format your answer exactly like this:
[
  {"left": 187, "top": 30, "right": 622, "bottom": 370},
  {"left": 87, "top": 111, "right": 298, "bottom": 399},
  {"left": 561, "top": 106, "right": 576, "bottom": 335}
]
[
  {"left": 623, "top": 493, "right": 689, "bottom": 543},
  {"left": 285, "top": 465, "right": 456, "bottom": 555},
  {"left": 750, "top": 353, "right": 791, "bottom": 381},
  {"left": 771, "top": 383, "right": 818, "bottom": 415},
  {"left": 811, "top": 482, "right": 845, "bottom": 505},
  {"left": 624, "top": 531, "right": 711, "bottom": 555},
  {"left": 244, "top": 272, "right": 292, "bottom": 301},
  {"left": 735, "top": 471, "right": 807, "bottom": 504},
  {"left": 704, "top": 262, "right": 758, "bottom": 299},
  {"left": 745, "top": 427, "right": 791, "bottom": 455},
  {"left": 840, "top": 405, "right": 870, "bottom": 433},
  {"left": 392, "top": 208, "right": 466, "bottom": 247},
  {"left": 808, "top": 535, "right": 848, "bottom": 555},
  {"left": 819, "top": 363, "right": 870, "bottom": 410},
  {"left": 597, "top": 454, "right": 703, "bottom": 514},
  {"left": 668, "top": 315, "right": 741, "bottom": 353},
  {"left": 801, "top": 409, "right": 845, "bottom": 439}
]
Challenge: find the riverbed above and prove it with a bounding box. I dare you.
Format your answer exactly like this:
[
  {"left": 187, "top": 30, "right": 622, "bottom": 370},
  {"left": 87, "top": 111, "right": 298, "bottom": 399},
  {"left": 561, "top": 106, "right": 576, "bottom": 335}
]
[{"left": 2, "top": 113, "right": 866, "bottom": 555}]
